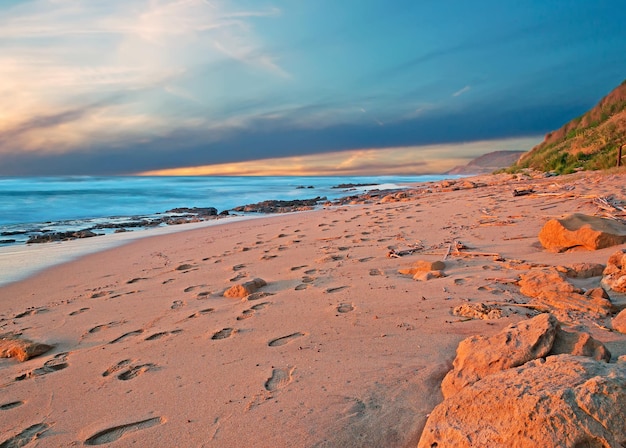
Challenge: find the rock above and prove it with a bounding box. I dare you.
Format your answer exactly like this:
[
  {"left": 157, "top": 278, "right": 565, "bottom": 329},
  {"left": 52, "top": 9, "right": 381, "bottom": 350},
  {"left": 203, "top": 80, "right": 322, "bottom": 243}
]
[
  {"left": 549, "top": 327, "right": 611, "bottom": 361},
  {"left": 223, "top": 278, "right": 267, "bottom": 298},
  {"left": 563, "top": 262, "right": 606, "bottom": 278},
  {"left": 419, "top": 355, "right": 626, "bottom": 448},
  {"left": 412, "top": 270, "right": 445, "bottom": 281},
  {"left": 452, "top": 303, "right": 503, "bottom": 320},
  {"left": 232, "top": 197, "right": 326, "bottom": 213},
  {"left": 612, "top": 309, "right": 626, "bottom": 334},
  {"left": 518, "top": 269, "right": 613, "bottom": 318},
  {"left": 398, "top": 260, "right": 446, "bottom": 275},
  {"left": 440, "top": 313, "right": 558, "bottom": 398},
  {"left": 603, "top": 249, "right": 626, "bottom": 293},
  {"left": 538, "top": 213, "right": 626, "bottom": 252},
  {"left": 0, "top": 334, "right": 53, "bottom": 362}
]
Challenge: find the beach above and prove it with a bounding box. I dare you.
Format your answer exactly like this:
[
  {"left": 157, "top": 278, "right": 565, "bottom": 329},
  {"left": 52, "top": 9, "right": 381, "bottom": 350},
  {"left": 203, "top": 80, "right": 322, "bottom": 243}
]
[{"left": 1, "top": 170, "right": 625, "bottom": 447}]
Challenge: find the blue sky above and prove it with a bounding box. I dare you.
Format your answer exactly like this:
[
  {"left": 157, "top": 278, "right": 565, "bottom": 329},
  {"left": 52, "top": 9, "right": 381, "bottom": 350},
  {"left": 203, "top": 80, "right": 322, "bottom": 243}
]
[{"left": 1, "top": 0, "right": 625, "bottom": 175}]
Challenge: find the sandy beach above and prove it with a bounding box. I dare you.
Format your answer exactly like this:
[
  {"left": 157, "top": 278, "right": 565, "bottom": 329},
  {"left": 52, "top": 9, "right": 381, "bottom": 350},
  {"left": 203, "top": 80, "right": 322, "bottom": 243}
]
[{"left": 1, "top": 170, "right": 626, "bottom": 447}]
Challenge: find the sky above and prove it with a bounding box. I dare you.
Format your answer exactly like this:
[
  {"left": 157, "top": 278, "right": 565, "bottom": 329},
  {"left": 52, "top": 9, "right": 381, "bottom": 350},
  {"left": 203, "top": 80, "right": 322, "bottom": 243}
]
[{"left": 1, "top": 0, "right": 625, "bottom": 176}]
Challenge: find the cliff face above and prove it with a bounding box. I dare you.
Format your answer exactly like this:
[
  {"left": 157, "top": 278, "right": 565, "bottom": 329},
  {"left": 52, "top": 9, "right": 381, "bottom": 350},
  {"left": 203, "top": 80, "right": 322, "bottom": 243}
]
[
  {"left": 512, "top": 80, "right": 626, "bottom": 173},
  {"left": 447, "top": 150, "right": 526, "bottom": 175}
]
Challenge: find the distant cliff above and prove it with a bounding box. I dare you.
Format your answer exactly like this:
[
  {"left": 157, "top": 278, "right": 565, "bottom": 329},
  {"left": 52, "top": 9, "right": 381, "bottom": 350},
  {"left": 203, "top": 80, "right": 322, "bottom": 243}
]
[
  {"left": 510, "top": 80, "right": 626, "bottom": 173},
  {"left": 446, "top": 150, "right": 526, "bottom": 175}
]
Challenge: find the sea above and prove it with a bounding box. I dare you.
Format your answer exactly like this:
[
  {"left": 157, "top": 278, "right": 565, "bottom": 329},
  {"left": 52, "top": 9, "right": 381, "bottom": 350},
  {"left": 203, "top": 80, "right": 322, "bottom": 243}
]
[{"left": 0, "top": 175, "right": 454, "bottom": 247}]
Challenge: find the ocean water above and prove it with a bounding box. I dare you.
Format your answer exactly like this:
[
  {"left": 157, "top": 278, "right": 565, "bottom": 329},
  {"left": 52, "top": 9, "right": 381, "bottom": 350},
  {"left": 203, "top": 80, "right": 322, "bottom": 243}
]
[{"left": 0, "top": 175, "right": 453, "bottom": 246}]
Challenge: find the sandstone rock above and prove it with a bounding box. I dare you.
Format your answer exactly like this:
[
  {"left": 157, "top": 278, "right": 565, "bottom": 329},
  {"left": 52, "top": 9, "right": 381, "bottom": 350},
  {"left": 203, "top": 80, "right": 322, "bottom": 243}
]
[
  {"left": 223, "top": 278, "right": 267, "bottom": 298},
  {"left": 612, "top": 309, "right": 626, "bottom": 334},
  {"left": 518, "top": 269, "right": 613, "bottom": 318},
  {"left": 452, "top": 303, "right": 503, "bottom": 320},
  {"left": 563, "top": 262, "right": 606, "bottom": 278},
  {"left": 440, "top": 313, "right": 558, "bottom": 398},
  {"left": 0, "top": 334, "right": 53, "bottom": 362},
  {"left": 549, "top": 327, "right": 611, "bottom": 361},
  {"left": 603, "top": 249, "right": 626, "bottom": 293},
  {"left": 398, "top": 260, "right": 446, "bottom": 275},
  {"left": 419, "top": 355, "right": 626, "bottom": 448},
  {"left": 538, "top": 213, "right": 626, "bottom": 252},
  {"left": 412, "top": 270, "right": 445, "bottom": 281}
]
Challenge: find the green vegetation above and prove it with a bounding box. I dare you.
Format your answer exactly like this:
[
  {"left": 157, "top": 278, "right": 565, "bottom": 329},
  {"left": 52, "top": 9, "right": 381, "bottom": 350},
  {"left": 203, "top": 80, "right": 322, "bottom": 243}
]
[{"left": 506, "top": 80, "right": 626, "bottom": 174}]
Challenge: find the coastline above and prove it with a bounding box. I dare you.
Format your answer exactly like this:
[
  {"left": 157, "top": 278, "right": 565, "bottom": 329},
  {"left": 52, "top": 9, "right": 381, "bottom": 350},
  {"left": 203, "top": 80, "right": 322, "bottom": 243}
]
[{"left": 1, "top": 170, "right": 625, "bottom": 447}]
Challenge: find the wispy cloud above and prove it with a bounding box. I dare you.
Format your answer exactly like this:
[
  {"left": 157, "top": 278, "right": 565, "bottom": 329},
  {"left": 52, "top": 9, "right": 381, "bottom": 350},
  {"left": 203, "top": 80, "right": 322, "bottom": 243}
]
[
  {"left": 452, "top": 85, "right": 471, "bottom": 97},
  {"left": 0, "top": 0, "right": 286, "bottom": 154}
]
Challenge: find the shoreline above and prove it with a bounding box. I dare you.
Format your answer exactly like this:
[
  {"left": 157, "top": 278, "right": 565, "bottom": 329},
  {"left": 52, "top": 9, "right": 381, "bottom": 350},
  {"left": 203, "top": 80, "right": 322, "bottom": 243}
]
[
  {"left": 1, "top": 170, "right": 625, "bottom": 446},
  {"left": 0, "top": 214, "right": 270, "bottom": 287}
]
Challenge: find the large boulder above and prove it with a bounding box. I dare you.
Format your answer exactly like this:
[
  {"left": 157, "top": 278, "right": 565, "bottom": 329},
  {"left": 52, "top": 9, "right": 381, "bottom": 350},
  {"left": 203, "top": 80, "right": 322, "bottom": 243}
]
[
  {"left": 612, "top": 309, "right": 626, "bottom": 334},
  {"left": 518, "top": 269, "right": 613, "bottom": 318},
  {"left": 418, "top": 355, "right": 626, "bottom": 448},
  {"left": 440, "top": 313, "right": 558, "bottom": 398},
  {"left": 603, "top": 249, "right": 626, "bottom": 294},
  {"left": 538, "top": 213, "right": 626, "bottom": 252}
]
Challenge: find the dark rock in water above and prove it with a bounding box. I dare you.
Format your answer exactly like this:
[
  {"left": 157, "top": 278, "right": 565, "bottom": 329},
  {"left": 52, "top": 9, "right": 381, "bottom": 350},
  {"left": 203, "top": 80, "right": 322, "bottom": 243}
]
[
  {"left": 27, "top": 230, "right": 100, "bottom": 244},
  {"left": 219, "top": 210, "right": 230, "bottom": 216},
  {"left": 331, "top": 183, "right": 379, "bottom": 189},
  {"left": 0, "top": 239, "right": 16, "bottom": 244},
  {"left": 296, "top": 185, "right": 315, "bottom": 189},
  {"left": 165, "top": 207, "right": 218, "bottom": 217},
  {"left": 1, "top": 230, "right": 28, "bottom": 236},
  {"left": 232, "top": 197, "right": 327, "bottom": 213}
]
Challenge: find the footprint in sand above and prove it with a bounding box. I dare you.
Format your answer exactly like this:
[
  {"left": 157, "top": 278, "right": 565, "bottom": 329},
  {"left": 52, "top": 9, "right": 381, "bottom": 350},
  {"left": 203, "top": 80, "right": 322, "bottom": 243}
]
[
  {"left": 232, "top": 264, "right": 246, "bottom": 271},
  {"left": 211, "top": 328, "right": 235, "bottom": 340},
  {"left": 117, "top": 363, "right": 158, "bottom": 381},
  {"left": 15, "top": 353, "right": 69, "bottom": 381},
  {"left": 109, "top": 330, "right": 144, "bottom": 344},
  {"left": 126, "top": 277, "right": 147, "bottom": 284},
  {"left": 175, "top": 263, "right": 195, "bottom": 271},
  {"left": 69, "top": 307, "right": 90, "bottom": 316},
  {"left": 145, "top": 329, "right": 183, "bottom": 341},
  {"left": 14, "top": 307, "right": 47, "bottom": 319},
  {"left": 1, "top": 423, "right": 50, "bottom": 447},
  {"left": 268, "top": 332, "right": 304, "bottom": 347},
  {"left": 264, "top": 367, "right": 295, "bottom": 392},
  {"left": 246, "top": 292, "right": 274, "bottom": 302},
  {"left": 87, "top": 321, "right": 124, "bottom": 335},
  {"left": 369, "top": 269, "right": 383, "bottom": 276},
  {"left": 295, "top": 284, "right": 309, "bottom": 291},
  {"left": 0, "top": 401, "right": 24, "bottom": 410},
  {"left": 290, "top": 265, "right": 308, "bottom": 271},
  {"left": 250, "top": 302, "right": 270, "bottom": 311},
  {"left": 170, "top": 300, "right": 185, "bottom": 310},
  {"left": 186, "top": 308, "right": 214, "bottom": 319},
  {"left": 236, "top": 310, "right": 255, "bottom": 321},
  {"left": 301, "top": 276, "right": 315, "bottom": 284},
  {"left": 336, "top": 303, "right": 354, "bottom": 313},
  {"left": 102, "top": 359, "right": 132, "bottom": 377},
  {"left": 325, "top": 286, "right": 349, "bottom": 294},
  {"left": 84, "top": 417, "right": 164, "bottom": 446}
]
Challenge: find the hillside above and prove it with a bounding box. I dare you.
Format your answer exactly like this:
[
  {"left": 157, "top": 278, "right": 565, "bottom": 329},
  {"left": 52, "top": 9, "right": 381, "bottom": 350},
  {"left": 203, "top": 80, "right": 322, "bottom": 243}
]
[
  {"left": 447, "top": 150, "right": 526, "bottom": 175},
  {"left": 510, "top": 79, "right": 626, "bottom": 173}
]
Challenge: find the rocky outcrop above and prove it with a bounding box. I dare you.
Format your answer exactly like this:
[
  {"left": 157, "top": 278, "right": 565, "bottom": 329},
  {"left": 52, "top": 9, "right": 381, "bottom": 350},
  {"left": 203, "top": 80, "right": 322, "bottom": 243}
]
[
  {"left": 223, "top": 278, "right": 267, "bottom": 298},
  {"left": 231, "top": 197, "right": 326, "bottom": 213},
  {"left": 518, "top": 268, "right": 613, "bottom": 318},
  {"left": 538, "top": 213, "right": 626, "bottom": 252},
  {"left": 419, "top": 355, "right": 626, "bottom": 448},
  {"left": 0, "top": 334, "right": 53, "bottom": 362},
  {"left": 440, "top": 314, "right": 558, "bottom": 398},
  {"left": 603, "top": 249, "right": 626, "bottom": 294},
  {"left": 550, "top": 328, "right": 611, "bottom": 361}
]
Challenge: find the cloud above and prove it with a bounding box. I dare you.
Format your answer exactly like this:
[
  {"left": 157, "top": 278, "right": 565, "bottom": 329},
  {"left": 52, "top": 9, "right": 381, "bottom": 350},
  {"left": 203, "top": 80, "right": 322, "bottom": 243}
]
[
  {"left": 452, "top": 85, "right": 471, "bottom": 97},
  {"left": 0, "top": 0, "right": 286, "bottom": 155}
]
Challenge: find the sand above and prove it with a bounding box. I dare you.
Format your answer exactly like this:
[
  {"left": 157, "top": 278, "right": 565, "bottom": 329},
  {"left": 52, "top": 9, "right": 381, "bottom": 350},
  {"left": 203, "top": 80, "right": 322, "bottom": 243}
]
[{"left": 1, "top": 170, "right": 625, "bottom": 447}]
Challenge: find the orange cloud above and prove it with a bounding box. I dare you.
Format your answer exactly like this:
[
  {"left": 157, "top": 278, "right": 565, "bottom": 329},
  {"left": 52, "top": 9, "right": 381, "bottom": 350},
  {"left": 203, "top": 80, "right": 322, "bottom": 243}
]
[{"left": 138, "top": 137, "right": 539, "bottom": 176}]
